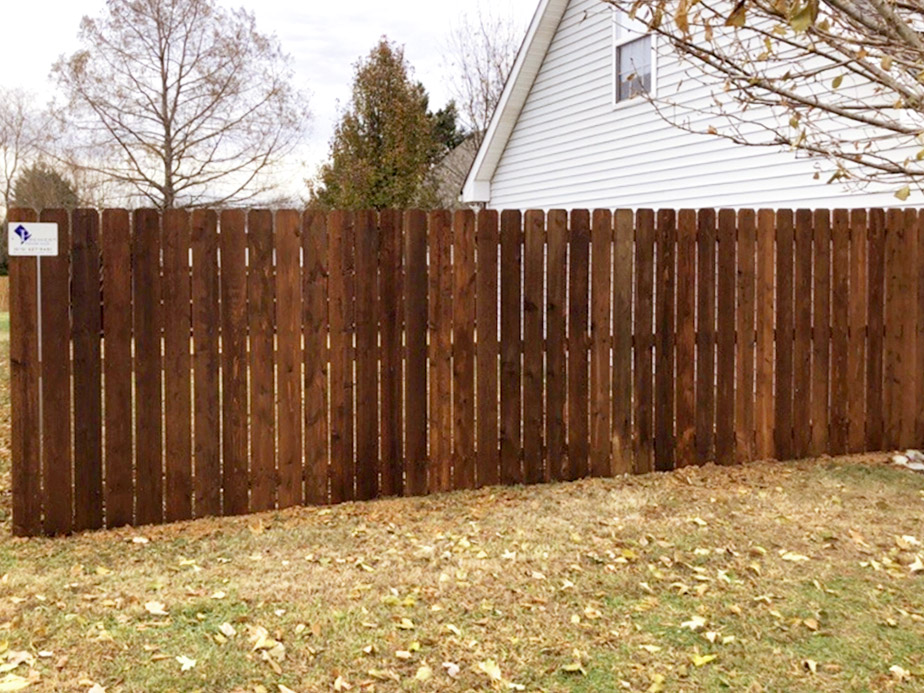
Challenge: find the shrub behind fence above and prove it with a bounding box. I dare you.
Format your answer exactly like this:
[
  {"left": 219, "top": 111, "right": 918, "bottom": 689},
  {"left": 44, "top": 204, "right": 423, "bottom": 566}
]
[{"left": 8, "top": 207, "right": 921, "bottom": 535}]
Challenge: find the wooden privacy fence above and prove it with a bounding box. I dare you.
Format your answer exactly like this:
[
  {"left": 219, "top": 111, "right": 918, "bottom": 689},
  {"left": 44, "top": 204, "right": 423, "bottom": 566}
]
[{"left": 8, "top": 207, "right": 924, "bottom": 536}]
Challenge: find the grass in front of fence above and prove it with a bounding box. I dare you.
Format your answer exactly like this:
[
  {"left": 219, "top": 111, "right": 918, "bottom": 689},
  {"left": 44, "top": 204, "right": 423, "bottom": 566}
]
[{"left": 0, "top": 323, "right": 923, "bottom": 690}]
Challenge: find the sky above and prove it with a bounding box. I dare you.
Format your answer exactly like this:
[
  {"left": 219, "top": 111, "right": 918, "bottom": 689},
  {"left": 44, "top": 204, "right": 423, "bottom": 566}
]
[{"left": 2, "top": 0, "right": 537, "bottom": 199}]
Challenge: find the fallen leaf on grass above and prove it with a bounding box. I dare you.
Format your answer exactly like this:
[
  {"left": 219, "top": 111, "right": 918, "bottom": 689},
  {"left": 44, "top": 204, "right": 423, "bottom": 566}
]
[
  {"left": 415, "top": 666, "right": 433, "bottom": 681},
  {"left": 368, "top": 670, "right": 400, "bottom": 682},
  {"left": 144, "top": 601, "right": 168, "bottom": 616},
  {"left": 477, "top": 660, "right": 503, "bottom": 683},
  {"left": 680, "top": 616, "right": 707, "bottom": 632},
  {"left": 88, "top": 685, "right": 106, "bottom": 693},
  {"left": 803, "top": 659, "right": 818, "bottom": 674},
  {"left": 175, "top": 655, "right": 196, "bottom": 672},
  {"left": 780, "top": 551, "right": 810, "bottom": 562},
  {"left": 443, "top": 662, "right": 460, "bottom": 678},
  {"left": 803, "top": 618, "right": 819, "bottom": 631},
  {"left": 561, "top": 662, "right": 587, "bottom": 675},
  {"left": 333, "top": 676, "right": 350, "bottom": 691},
  {"left": 0, "top": 675, "right": 31, "bottom": 692},
  {"left": 278, "top": 686, "right": 297, "bottom": 693},
  {"left": 691, "top": 654, "right": 717, "bottom": 667},
  {"left": 890, "top": 665, "right": 911, "bottom": 681},
  {"left": 909, "top": 556, "right": 924, "bottom": 573},
  {"left": 639, "top": 645, "right": 661, "bottom": 653}
]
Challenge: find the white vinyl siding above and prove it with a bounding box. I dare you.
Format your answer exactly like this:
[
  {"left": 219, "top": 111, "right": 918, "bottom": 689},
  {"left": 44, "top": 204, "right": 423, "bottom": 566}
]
[{"left": 487, "top": 0, "right": 919, "bottom": 210}]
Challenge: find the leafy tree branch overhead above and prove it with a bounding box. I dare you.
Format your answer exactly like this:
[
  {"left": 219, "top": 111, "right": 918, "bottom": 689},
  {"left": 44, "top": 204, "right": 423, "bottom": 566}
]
[
  {"left": 602, "top": 0, "right": 924, "bottom": 197},
  {"left": 54, "top": 0, "right": 311, "bottom": 209}
]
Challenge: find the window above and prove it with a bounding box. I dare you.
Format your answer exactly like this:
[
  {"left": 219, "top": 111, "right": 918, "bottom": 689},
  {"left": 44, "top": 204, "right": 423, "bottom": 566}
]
[
  {"left": 616, "top": 35, "right": 652, "bottom": 101},
  {"left": 613, "top": 9, "right": 653, "bottom": 104}
]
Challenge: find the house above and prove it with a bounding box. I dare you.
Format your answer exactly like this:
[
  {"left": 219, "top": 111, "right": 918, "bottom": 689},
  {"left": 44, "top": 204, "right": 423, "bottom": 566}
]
[{"left": 462, "top": 0, "right": 918, "bottom": 210}]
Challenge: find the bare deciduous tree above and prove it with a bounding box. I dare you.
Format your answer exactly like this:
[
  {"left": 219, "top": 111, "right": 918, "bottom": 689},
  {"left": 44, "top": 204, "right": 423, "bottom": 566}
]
[
  {"left": 0, "top": 88, "right": 48, "bottom": 217},
  {"left": 54, "top": 0, "right": 311, "bottom": 209},
  {"left": 602, "top": 0, "right": 924, "bottom": 197},
  {"left": 444, "top": 6, "right": 524, "bottom": 148}
]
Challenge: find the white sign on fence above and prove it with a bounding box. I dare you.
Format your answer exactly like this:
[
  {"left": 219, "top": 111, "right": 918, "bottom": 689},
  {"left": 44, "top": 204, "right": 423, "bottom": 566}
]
[{"left": 8, "top": 222, "right": 58, "bottom": 257}]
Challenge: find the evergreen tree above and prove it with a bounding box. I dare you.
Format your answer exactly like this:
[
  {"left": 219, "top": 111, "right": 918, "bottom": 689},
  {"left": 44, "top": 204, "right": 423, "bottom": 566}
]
[
  {"left": 311, "top": 38, "right": 465, "bottom": 209},
  {"left": 12, "top": 162, "right": 79, "bottom": 211}
]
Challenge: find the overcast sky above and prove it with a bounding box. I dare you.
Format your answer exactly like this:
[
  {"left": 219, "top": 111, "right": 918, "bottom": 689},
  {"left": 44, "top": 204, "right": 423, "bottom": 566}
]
[{"left": 3, "top": 0, "right": 536, "bottom": 199}]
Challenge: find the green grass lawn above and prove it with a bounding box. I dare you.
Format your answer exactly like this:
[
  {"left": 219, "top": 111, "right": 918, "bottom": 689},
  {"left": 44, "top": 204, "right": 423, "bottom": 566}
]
[{"left": 0, "top": 314, "right": 922, "bottom": 691}]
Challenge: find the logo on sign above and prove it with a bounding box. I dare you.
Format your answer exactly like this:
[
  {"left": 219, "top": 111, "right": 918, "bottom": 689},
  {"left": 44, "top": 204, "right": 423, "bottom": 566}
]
[{"left": 13, "top": 225, "right": 31, "bottom": 244}]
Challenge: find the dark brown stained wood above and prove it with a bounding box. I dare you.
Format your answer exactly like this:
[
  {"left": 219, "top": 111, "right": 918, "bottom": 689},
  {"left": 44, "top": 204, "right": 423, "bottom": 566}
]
[
  {"left": 404, "top": 210, "right": 429, "bottom": 495},
  {"left": 453, "top": 209, "right": 477, "bottom": 489},
  {"left": 695, "top": 209, "right": 716, "bottom": 465},
  {"left": 612, "top": 209, "right": 634, "bottom": 474},
  {"left": 634, "top": 209, "right": 655, "bottom": 473},
  {"left": 830, "top": 210, "right": 850, "bottom": 455},
  {"left": 378, "top": 209, "right": 402, "bottom": 497},
  {"left": 675, "top": 209, "right": 696, "bottom": 468},
  {"left": 590, "top": 209, "right": 613, "bottom": 477},
  {"left": 655, "top": 209, "right": 676, "bottom": 472},
  {"left": 755, "top": 210, "right": 776, "bottom": 460},
  {"left": 735, "top": 209, "right": 756, "bottom": 463},
  {"left": 162, "top": 209, "right": 192, "bottom": 523},
  {"left": 900, "top": 210, "right": 918, "bottom": 449},
  {"left": 303, "top": 210, "right": 330, "bottom": 505},
  {"left": 328, "top": 210, "right": 355, "bottom": 503},
  {"left": 775, "top": 209, "right": 795, "bottom": 461},
  {"left": 523, "top": 210, "right": 545, "bottom": 484},
  {"left": 917, "top": 211, "right": 924, "bottom": 444},
  {"left": 219, "top": 210, "right": 249, "bottom": 515},
  {"left": 866, "top": 208, "right": 885, "bottom": 451},
  {"left": 354, "top": 210, "right": 379, "bottom": 501},
  {"left": 500, "top": 210, "right": 523, "bottom": 485},
  {"left": 71, "top": 209, "right": 103, "bottom": 531},
  {"left": 883, "top": 208, "right": 905, "bottom": 450},
  {"left": 847, "top": 209, "right": 868, "bottom": 453},
  {"left": 9, "top": 208, "right": 41, "bottom": 536},
  {"left": 40, "top": 209, "right": 73, "bottom": 534},
  {"left": 567, "top": 209, "right": 590, "bottom": 480},
  {"left": 476, "top": 210, "right": 500, "bottom": 487},
  {"left": 132, "top": 210, "right": 164, "bottom": 526},
  {"left": 811, "top": 210, "right": 831, "bottom": 457},
  {"left": 546, "top": 210, "right": 567, "bottom": 480},
  {"left": 715, "top": 209, "right": 736, "bottom": 466},
  {"left": 101, "top": 210, "right": 133, "bottom": 527},
  {"left": 429, "top": 210, "right": 453, "bottom": 493},
  {"left": 792, "top": 209, "right": 813, "bottom": 459},
  {"left": 191, "top": 210, "right": 221, "bottom": 518},
  {"left": 247, "top": 211, "right": 275, "bottom": 511},
  {"left": 276, "top": 210, "right": 305, "bottom": 507}
]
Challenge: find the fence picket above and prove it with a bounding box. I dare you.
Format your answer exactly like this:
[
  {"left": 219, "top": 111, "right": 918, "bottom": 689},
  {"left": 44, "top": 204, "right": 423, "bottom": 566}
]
[
  {"left": 655, "top": 209, "right": 676, "bottom": 471},
  {"left": 546, "top": 210, "right": 567, "bottom": 481},
  {"left": 191, "top": 210, "right": 221, "bottom": 518},
  {"left": 567, "top": 210, "right": 590, "bottom": 480},
  {"left": 775, "top": 210, "right": 795, "bottom": 460},
  {"left": 848, "top": 209, "right": 868, "bottom": 453},
  {"left": 736, "top": 209, "right": 756, "bottom": 463},
  {"left": 248, "top": 211, "right": 276, "bottom": 512},
  {"left": 634, "top": 209, "right": 655, "bottom": 473},
  {"left": 378, "top": 209, "right": 402, "bottom": 497},
  {"left": 811, "top": 210, "right": 831, "bottom": 457},
  {"left": 71, "top": 209, "right": 103, "bottom": 531},
  {"left": 454, "top": 210, "right": 477, "bottom": 489},
  {"left": 755, "top": 210, "right": 776, "bottom": 460},
  {"left": 133, "top": 209, "right": 163, "bottom": 526},
  {"left": 696, "top": 209, "right": 716, "bottom": 464},
  {"left": 716, "top": 209, "right": 736, "bottom": 466},
  {"left": 404, "top": 211, "right": 428, "bottom": 495},
  {"left": 675, "top": 210, "right": 696, "bottom": 468},
  {"left": 304, "top": 210, "right": 330, "bottom": 504},
  {"left": 219, "top": 210, "right": 249, "bottom": 516},
  {"left": 9, "top": 208, "right": 41, "bottom": 536},
  {"left": 524, "top": 210, "right": 545, "bottom": 484},
  {"left": 476, "top": 210, "right": 500, "bottom": 487},
  {"left": 590, "top": 210, "right": 613, "bottom": 477},
  {"left": 163, "top": 209, "right": 192, "bottom": 522},
  {"left": 612, "top": 210, "right": 634, "bottom": 473},
  {"left": 830, "top": 210, "right": 850, "bottom": 454},
  {"left": 355, "top": 210, "right": 379, "bottom": 501},
  {"left": 500, "top": 210, "right": 523, "bottom": 485}
]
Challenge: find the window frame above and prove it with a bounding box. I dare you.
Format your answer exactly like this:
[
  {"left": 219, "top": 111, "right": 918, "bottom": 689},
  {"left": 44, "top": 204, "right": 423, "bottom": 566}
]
[{"left": 611, "top": 7, "right": 657, "bottom": 108}]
